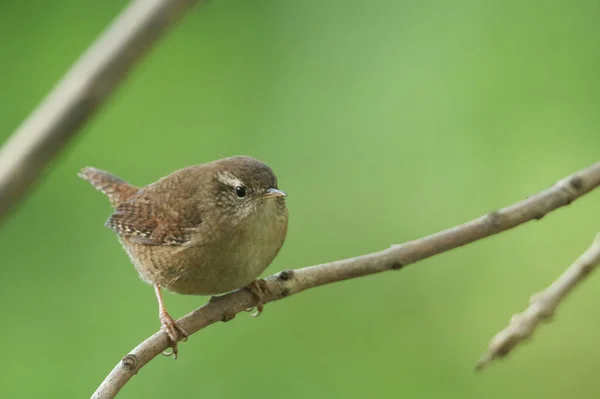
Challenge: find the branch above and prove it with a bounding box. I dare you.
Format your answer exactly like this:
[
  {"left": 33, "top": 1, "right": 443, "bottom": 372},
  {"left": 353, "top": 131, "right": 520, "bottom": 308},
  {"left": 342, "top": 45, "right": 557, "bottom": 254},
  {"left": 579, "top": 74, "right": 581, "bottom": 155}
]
[
  {"left": 92, "top": 161, "right": 600, "bottom": 398},
  {"left": 476, "top": 232, "right": 600, "bottom": 371},
  {"left": 0, "top": 0, "right": 205, "bottom": 221}
]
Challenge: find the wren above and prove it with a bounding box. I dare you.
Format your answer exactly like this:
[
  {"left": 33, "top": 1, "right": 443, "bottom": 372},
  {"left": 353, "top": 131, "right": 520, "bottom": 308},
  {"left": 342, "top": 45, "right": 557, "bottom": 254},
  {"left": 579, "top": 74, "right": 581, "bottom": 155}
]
[{"left": 79, "top": 156, "right": 288, "bottom": 357}]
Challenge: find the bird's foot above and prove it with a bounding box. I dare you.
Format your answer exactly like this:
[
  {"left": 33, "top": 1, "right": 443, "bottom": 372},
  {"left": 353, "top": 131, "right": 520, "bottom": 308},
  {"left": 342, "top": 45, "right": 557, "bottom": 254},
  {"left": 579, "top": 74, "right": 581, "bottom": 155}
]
[
  {"left": 159, "top": 310, "right": 188, "bottom": 359},
  {"left": 245, "top": 279, "right": 268, "bottom": 317}
]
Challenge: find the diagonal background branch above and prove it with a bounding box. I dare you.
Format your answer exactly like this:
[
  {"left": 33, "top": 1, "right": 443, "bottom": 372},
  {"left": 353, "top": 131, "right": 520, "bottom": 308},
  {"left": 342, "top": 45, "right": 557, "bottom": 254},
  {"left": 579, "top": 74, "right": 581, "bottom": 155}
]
[
  {"left": 91, "top": 161, "right": 600, "bottom": 399},
  {"left": 476, "top": 232, "right": 600, "bottom": 370},
  {"left": 0, "top": 0, "right": 205, "bottom": 221}
]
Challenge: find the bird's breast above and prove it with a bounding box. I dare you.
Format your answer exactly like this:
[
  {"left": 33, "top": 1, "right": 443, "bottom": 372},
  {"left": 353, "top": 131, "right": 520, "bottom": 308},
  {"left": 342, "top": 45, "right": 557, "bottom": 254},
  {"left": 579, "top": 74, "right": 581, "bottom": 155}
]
[{"left": 125, "top": 203, "right": 288, "bottom": 296}]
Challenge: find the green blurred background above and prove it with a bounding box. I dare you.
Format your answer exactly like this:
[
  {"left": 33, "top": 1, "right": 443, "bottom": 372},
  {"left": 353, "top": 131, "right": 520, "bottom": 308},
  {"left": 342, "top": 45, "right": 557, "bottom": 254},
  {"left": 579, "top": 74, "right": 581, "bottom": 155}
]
[{"left": 1, "top": 0, "right": 599, "bottom": 398}]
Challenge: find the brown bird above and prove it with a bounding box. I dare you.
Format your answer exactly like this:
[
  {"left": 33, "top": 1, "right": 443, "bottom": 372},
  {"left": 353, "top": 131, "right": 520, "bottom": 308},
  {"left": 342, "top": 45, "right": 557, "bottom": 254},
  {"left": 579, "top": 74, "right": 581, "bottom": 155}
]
[{"left": 79, "top": 156, "right": 288, "bottom": 357}]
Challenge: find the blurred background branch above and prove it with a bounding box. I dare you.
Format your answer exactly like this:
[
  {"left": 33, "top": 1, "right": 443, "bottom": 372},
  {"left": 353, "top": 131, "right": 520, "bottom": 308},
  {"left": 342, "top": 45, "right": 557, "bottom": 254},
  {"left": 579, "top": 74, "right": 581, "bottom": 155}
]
[
  {"left": 477, "top": 232, "right": 600, "bottom": 370},
  {"left": 93, "top": 161, "right": 600, "bottom": 399},
  {"left": 0, "top": 0, "right": 203, "bottom": 221}
]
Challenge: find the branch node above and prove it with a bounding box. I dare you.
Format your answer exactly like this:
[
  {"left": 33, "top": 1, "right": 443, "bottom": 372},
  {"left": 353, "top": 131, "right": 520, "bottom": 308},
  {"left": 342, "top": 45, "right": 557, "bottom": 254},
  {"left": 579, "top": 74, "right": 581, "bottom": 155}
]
[
  {"left": 485, "top": 211, "right": 501, "bottom": 229},
  {"left": 530, "top": 292, "right": 557, "bottom": 319},
  {"left": 569, "top": 176, "right": 584, "bottom": 191},
  {"left": 278, "top": 269, "right": 295, "bottom": 281},
  {"left": 532, "top": 209, "right": 546, "bottom": 220},
  {"left": 390, "top": 262, "right": 404, "bottom": 270},
  {"left": 556, "top": 175, "right": 582, "bottom": 205},
  {"left": 222, "top": 310, "right": 236, "bottom": 323},
  {"left": 121, "top": 354, "right": 138, "bottom": 372},
  {"left": 579, "top": 262, "right": 594, "bottom": 278}
]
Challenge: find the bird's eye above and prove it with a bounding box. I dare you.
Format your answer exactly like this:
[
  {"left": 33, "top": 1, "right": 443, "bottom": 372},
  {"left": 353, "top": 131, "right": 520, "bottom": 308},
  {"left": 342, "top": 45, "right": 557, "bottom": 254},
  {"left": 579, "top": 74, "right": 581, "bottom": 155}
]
[{"left": 235, "top": 186, "right": 247, "bottom": 198}]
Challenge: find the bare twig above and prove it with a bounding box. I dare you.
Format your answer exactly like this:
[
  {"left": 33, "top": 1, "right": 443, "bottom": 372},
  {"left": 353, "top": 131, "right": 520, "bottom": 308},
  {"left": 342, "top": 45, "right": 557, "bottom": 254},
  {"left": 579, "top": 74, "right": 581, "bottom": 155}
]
[
  {"left": 0, "top": 0, "right": 205, "bottom": 221},
  {"left": 476, "top": 233, "right": 600, "bottom": 371},
  {"left": 92, "top": 161, "right": 600, "bottom": 398}
]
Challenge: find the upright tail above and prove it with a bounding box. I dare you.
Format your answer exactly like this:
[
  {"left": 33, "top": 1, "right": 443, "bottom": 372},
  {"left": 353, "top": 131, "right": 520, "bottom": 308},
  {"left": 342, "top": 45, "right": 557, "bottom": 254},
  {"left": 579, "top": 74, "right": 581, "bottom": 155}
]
[{"left": 78, "top": 167, "right": 139, "bottom": 208}]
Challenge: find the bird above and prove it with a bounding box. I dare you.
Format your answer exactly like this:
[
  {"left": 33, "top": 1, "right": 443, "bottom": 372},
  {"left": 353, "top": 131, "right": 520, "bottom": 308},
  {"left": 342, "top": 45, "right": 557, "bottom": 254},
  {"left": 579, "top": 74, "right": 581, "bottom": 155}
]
[{"left": 78, "top": 156, "right": 288, "bottom": 357}]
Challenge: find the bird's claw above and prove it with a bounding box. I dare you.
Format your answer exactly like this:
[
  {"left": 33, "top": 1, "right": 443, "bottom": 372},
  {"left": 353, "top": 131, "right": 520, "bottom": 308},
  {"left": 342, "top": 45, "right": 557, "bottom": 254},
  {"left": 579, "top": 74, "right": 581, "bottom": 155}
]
[
  {"left": 245, "top": 279, "right": 268, "bottom": 317},
  {"left": 159, "top": 311, "right": 188, "bottom": 358}
]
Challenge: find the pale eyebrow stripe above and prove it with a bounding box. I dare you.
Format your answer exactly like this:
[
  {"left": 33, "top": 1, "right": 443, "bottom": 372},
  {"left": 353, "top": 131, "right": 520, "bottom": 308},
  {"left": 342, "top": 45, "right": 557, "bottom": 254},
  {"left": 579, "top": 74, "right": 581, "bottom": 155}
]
[{"left": 216, "top": 171, "right": 243, "bottom": 187}]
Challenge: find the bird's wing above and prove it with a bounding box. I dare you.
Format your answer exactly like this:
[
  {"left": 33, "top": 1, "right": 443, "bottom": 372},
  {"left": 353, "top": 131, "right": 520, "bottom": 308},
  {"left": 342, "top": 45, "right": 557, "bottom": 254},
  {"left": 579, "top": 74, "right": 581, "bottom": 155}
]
[{"left": 105, "top": 195, "right": 202, "bottom": 246}]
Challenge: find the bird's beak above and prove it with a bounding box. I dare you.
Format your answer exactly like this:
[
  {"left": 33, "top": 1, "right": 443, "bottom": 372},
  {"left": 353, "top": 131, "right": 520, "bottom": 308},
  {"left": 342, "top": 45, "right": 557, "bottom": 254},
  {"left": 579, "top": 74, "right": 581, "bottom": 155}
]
[{"left": 263, "top": 188, "right": 287, "bottom": 198}]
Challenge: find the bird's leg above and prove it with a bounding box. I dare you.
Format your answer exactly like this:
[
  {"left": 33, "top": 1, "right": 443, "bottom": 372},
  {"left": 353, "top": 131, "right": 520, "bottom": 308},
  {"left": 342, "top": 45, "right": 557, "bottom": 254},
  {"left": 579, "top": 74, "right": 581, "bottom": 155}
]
[
  {"left": 154, "top": 284, "right": 188, "bottom": 358},
  {"left": 245, "top": 279, "right": 268, "bottom": 317}
]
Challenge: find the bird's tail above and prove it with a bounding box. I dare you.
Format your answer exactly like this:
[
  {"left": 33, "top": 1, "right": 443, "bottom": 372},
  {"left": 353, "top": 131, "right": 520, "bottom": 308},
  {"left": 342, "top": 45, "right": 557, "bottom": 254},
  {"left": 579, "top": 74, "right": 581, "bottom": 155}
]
[{"left": 78, "top": 167, "right": 139, "bottom": 208}]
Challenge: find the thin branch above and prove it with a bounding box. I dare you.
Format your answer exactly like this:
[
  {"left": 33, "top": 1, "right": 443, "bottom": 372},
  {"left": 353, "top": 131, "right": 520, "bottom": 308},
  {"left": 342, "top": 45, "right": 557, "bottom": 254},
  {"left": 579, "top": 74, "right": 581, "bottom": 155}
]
[
  {"left": 92, "top": 161, "right": 600, "bottom": 398},
  {"left": 476, "top": 232, "right": 600, "bottom": 371},
  {"left": 0, "top": 0, "right": 205, "bottom": 221}
]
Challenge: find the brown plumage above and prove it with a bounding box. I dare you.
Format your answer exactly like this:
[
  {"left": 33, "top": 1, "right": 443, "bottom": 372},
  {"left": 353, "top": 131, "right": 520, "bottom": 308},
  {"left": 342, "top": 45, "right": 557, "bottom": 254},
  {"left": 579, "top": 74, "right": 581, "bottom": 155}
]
[{"left": 79, "top": 156, "right": 288, "bottom": 357}]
